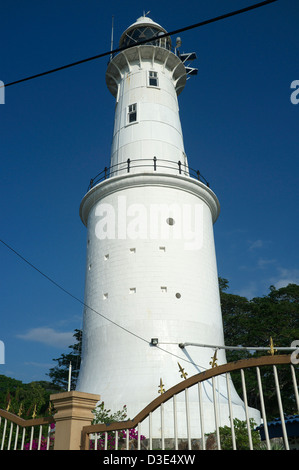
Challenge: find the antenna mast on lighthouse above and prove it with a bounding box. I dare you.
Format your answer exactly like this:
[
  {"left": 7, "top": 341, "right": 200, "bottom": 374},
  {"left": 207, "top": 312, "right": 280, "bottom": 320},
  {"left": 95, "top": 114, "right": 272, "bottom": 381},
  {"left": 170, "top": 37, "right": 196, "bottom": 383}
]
[{"left": 110, "top": 15, "right": 114, "bottom": 61}]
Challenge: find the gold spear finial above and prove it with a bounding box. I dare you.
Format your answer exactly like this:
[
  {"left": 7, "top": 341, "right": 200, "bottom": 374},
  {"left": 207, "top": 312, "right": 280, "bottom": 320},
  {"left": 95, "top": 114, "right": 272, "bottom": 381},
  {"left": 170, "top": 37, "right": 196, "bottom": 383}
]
[
  {"left": 32, "top": 404, "right": 37, "bottom": 419},
  {"left": 209, "top": 350, "right": 218, "bottom": 368},
  {"left": 178, "top": 362, "right": 188, "bottom": 379},
  {"left": 268, "top": 337, "right": 277, "bottom": 356},
  {"left": 17, "top": 403, "right": 24, "bottom": 417},
  {"left": 158, "top": 378, "right": 165, "bottom": 395}
]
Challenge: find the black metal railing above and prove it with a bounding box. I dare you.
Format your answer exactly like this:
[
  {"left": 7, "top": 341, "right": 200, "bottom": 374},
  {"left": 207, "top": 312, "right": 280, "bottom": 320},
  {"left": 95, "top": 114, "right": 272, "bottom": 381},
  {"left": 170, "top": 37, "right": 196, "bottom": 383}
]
[{"left": 87, "top": 157, "right": 209, "bottom": 191}]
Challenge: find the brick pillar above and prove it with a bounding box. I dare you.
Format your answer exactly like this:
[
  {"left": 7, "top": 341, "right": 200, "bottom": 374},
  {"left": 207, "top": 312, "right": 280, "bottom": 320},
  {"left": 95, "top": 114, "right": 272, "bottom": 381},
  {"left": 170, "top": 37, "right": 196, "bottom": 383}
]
[{"left": 50, "top": 391, "right": 100, "bottom": 450}]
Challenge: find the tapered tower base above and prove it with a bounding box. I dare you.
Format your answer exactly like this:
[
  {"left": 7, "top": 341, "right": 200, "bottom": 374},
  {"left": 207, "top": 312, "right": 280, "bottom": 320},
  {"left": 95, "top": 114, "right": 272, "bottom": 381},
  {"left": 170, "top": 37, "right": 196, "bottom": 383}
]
[{"left": 76, "top": 172, "right": 261, "bottom": 435}]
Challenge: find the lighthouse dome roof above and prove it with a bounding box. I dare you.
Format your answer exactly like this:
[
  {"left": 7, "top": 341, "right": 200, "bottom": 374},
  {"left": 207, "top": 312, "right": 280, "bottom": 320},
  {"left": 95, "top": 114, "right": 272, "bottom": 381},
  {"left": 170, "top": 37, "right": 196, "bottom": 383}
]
[
  {"left": 119, "top": 15, "right": 171, "bottom": 50},
  {"left": 128, "top": 15, "right": 165, "bottom": 30}
]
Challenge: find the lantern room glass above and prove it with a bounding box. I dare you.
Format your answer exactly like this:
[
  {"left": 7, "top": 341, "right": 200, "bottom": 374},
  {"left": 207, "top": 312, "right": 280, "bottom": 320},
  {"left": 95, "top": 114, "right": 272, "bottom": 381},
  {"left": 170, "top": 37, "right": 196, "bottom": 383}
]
[{"left": 121, "top": 26, "right": 171, "bottom": 50}]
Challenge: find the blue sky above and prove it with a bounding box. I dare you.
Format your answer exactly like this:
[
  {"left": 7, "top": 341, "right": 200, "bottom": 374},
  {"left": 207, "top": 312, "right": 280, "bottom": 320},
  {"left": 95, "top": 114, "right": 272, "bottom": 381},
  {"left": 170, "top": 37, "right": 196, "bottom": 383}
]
[{"left": 0, "top": 0, "right": 298, "bottom": 384}]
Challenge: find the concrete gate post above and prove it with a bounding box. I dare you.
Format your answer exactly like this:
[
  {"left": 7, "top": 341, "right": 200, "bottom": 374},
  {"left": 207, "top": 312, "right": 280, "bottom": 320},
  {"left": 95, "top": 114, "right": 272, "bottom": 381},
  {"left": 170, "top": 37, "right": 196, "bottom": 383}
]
[{"left": 50, "top": 391, "right": 100, "bottom": 450}]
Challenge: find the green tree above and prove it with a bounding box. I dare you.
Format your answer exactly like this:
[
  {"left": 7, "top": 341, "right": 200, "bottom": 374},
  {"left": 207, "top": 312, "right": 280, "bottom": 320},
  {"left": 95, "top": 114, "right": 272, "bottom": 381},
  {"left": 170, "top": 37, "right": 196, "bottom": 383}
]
[
  {"left": 47, "top": 329, "right": 82, "bottom": 390},
  {"left": 0, "top": 375, "right": 60, "bottom": 417},
  {"left": 206, "top": 418, "right": 261, "bottom": 450},
  {"left": 219, "top": 279, "right": 299, "bottom": 418},
  {"left": 92, "top": 401, "right": 128, "bottom": 425},
  {"left": 220, "top": 279, "right": 299, "bottom": 351}
]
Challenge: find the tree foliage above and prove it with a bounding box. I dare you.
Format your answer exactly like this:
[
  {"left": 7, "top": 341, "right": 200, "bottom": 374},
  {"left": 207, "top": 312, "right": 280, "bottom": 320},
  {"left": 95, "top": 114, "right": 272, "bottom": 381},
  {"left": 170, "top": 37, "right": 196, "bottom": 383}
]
[
  {"left": 47, "top": 329, "right": 82, "bottom": 390},
  {"left": 92, "top": 401, "right": 128, "bottom": 425},
  {"left": 206, "top": 418, "right": 261, "bottom": 450},
  {"left": 220, "top": 279, "right": 299, "bottom": 418},
  {"left": 0, "top": 375, "right": 61, "bottom": 417},
  {"left": 220, "top": 280, "right": 299, "bottom": 351}
]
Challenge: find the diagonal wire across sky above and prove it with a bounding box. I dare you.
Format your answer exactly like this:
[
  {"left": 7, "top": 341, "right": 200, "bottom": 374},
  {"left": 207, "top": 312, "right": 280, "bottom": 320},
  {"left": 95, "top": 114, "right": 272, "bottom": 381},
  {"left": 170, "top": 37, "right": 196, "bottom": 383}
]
[{"left": 2, "top": 0, "right": 278, "bottom": 89}]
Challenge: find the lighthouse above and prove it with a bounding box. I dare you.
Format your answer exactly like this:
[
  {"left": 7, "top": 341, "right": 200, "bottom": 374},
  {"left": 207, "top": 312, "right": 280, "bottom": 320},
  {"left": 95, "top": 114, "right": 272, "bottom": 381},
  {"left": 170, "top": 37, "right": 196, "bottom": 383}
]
[{"left": 76, "top": 15, "right": 259, "bottom": 435}]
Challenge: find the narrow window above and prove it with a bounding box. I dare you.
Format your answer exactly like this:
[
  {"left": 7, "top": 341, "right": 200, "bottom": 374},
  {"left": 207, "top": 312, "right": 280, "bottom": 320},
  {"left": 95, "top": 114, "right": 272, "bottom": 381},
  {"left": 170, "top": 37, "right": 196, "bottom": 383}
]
[
  {"left": 149, "top": 71, "right": 158, "bottom": 87},
  {"left": 128, "top": 103, "right": 137, "bottom": 123}
]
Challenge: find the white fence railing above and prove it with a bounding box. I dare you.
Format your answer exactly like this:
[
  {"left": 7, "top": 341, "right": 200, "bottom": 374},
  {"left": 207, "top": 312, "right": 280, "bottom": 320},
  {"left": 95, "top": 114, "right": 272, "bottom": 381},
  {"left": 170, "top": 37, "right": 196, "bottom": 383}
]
[
  {"left": 81, "top": 355, "right": 298, "bottom": 451},
  {"left": 0, "top": 410, "right": 54, "bottom": 450},
  {"left": 0, "top": 355, "right": 298, "bottom": 450}
]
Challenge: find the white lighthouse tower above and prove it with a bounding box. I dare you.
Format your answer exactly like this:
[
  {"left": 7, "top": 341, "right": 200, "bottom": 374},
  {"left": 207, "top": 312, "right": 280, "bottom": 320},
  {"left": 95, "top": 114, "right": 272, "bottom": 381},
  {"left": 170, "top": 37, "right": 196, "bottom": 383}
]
[{"left": 77, "top": 15, "right": 259, "bottom": 435}]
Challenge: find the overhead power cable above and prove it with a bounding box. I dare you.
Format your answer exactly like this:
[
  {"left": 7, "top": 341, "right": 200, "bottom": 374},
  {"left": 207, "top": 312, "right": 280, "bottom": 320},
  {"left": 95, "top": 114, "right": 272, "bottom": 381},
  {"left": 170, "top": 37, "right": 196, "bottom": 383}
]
[
  {"left": 3, "top": 0, "right": 278, "bottom": 89},
  {"left": 0, "top": 239, "right": 149, "bottom": 345},
  {"left": 0, "top": 238, "right": 207, "bottom": 369}
]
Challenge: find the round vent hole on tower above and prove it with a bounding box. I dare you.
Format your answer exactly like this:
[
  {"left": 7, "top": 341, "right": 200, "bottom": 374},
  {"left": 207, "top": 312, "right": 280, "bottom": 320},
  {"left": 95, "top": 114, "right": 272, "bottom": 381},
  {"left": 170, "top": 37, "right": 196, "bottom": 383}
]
[
  {"left": 175, "top": 293, "right": 181, "bottom": 299},
  {"left": 166, "top": 217, "right": 175, "bottom": 226}
]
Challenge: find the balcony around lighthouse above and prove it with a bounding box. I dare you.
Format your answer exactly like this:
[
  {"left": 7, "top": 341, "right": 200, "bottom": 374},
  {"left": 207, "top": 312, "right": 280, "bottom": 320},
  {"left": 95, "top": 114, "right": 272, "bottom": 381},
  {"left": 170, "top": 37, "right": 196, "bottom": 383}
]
[{"left": 87, "top": 157, "right": 210, "bottom": 192}]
